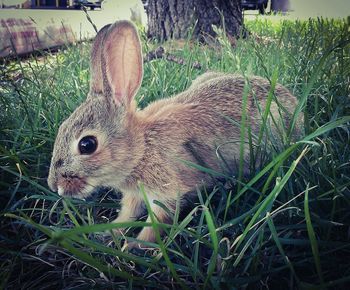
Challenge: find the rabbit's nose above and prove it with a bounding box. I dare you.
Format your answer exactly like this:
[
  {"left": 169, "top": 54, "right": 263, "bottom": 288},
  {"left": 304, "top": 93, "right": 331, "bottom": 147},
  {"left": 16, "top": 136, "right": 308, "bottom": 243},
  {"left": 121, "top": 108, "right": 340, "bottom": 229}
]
[
  {"left": 47, "top": 166, "right": 58, "bottom": 192},
  {"left": 47, "top": 175, "right": 58, "bottom": 192},
  {"left": 47, "top": 157, "right": 65, "bottom": 192},
  {"left": 47, "top": 177, "right": 58, "bottom": 192}
]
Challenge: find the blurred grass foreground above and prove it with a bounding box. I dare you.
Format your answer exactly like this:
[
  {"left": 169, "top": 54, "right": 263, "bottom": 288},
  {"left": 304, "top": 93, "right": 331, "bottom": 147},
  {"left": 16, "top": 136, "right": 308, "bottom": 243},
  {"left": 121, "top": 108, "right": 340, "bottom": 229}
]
[{"left": 1, "top": 17, "right": 350, "bottom": 289}]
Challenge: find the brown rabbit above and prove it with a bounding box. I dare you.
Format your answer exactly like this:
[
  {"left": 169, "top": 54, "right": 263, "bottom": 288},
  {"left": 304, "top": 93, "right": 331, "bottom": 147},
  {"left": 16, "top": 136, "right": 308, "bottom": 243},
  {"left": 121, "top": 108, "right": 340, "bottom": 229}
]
[{"left": 47, "top": 20, "right": 301, "bottom": 247}]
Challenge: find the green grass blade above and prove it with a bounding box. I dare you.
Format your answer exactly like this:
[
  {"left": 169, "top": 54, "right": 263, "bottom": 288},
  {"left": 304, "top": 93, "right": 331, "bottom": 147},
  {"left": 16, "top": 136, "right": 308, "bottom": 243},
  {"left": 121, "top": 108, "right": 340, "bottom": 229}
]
[
  {"left": 266, "top": 213, "right": 300, "bottom": 286},
  {"left": 233, "top": 147, "right": 307, "bottom": 266},
  {"left": 59, "top": 239, "right": 140, "bottom": 282},
  {"left": 203, "top": 206, "right": 219, "bottom": 289},
  {"left": 139, "top": 183, "right": 189, "bottom": 290},
  {"left": 237, "top": 78, "right": 250, "bottom": 194},
  {"left": 304, "top": 186, "right": 326, "bottom": 288}
]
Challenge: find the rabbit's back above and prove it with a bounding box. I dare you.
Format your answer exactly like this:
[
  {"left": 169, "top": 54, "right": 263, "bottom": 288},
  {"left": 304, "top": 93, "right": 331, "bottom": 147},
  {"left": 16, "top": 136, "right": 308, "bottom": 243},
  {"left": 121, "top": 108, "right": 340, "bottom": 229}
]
[
  {"left": 130, "top": 73, "right": 300, "bottom": 197},
  {"left": 142, "top": 73, "right": 298, "bottom": 136}
]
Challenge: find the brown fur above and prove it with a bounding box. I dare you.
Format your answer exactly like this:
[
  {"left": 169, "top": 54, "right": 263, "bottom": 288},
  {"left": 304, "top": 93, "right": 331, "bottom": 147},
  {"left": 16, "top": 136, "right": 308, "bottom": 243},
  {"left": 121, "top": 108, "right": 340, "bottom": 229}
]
[{"left": 47, "top": 21, "right": 302, "bottom": 248}]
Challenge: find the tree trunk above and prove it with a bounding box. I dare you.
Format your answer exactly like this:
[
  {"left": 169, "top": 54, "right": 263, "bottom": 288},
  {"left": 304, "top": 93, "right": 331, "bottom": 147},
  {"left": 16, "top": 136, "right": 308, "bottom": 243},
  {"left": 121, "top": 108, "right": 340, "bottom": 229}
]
[{"left": 142, "top": 0, "right": 242, "bottom": 42}]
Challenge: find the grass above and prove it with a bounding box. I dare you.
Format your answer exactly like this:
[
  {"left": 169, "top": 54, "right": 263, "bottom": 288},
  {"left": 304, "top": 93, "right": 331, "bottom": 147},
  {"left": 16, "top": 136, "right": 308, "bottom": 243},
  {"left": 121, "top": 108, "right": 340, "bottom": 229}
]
[{"left": 1, "top": 17, "right": 350, "bottom": 289}]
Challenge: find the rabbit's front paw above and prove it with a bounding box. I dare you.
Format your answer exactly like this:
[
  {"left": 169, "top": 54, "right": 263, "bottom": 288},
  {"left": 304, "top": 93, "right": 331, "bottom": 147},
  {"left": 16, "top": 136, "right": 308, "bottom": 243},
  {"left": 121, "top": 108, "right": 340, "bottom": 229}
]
[
  {"left": 136, "top": 227, "right": 157, "bottom": 244},
  {"left": 126, "top": 240, "right": 144, "bottom": 251},
  {"left": 124, "top": 227, "right": 159, "bottom": 251},
  {"left": 126, "top": 240, "right": 158, "bottom": 252}
]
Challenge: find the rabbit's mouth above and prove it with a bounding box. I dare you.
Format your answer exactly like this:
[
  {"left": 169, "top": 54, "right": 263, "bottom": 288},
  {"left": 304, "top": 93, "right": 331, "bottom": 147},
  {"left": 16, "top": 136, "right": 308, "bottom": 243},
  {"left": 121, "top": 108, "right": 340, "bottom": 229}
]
[{"left": 56, "top": 174, "right": 93, "bottom": 198}]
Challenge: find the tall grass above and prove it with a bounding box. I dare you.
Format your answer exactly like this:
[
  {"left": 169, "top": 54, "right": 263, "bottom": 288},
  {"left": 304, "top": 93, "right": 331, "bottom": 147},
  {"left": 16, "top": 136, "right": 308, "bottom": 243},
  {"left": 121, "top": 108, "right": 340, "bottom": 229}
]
[{"left": 1, "top": 18, "right": 350, "bottom": 289}]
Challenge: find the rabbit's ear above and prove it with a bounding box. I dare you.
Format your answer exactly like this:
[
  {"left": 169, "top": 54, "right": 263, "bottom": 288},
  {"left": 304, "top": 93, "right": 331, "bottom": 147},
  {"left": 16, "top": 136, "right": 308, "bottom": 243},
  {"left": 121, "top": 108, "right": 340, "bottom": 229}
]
[
  {"left": 102, "top": 21, "right": 143, "bottom": 106},
  {"left": 89, "top": 24, "right": 111, "bottom": 94}
]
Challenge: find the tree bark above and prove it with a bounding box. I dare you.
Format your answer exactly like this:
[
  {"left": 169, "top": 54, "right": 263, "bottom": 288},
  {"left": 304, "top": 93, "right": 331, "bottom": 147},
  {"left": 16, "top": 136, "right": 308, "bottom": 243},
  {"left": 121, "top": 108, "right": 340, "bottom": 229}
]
[{"left": 142, "top": 0, "right": 242, "bottom": 42}]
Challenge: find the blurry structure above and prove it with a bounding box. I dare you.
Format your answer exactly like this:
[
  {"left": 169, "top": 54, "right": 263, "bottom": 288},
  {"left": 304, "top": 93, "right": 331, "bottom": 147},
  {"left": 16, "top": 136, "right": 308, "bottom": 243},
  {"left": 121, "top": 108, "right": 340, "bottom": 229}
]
[{"left": 271, "top": 0, "right": 290, "bottom": 13}]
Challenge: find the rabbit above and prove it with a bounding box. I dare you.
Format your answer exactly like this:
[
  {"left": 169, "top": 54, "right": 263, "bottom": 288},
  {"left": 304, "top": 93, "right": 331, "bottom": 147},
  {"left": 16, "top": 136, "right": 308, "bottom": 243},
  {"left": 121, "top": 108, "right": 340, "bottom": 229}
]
[{"left": 47, "top": 20, "right": 301, "bottom": 248}]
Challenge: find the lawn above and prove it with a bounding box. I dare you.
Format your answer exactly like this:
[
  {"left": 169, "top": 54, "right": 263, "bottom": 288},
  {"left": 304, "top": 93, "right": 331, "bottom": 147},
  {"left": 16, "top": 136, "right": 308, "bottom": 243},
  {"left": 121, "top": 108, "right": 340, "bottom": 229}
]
[{"left": 1, "top": 17, "right": 350, "bottom": 289}]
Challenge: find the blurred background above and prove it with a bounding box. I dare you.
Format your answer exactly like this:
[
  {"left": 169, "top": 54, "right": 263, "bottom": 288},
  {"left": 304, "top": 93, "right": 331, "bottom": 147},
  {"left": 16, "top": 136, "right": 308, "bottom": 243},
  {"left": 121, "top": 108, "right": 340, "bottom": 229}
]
[{"left": 1, "top": 0, "right": 349, "bottom": 57}]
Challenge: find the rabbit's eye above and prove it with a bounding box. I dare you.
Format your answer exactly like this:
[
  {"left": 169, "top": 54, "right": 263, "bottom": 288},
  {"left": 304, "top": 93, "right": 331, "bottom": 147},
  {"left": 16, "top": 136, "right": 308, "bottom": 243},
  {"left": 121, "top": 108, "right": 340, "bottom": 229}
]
[{"left": 78, "top": 136, "right": 98, "bottom": 155}]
